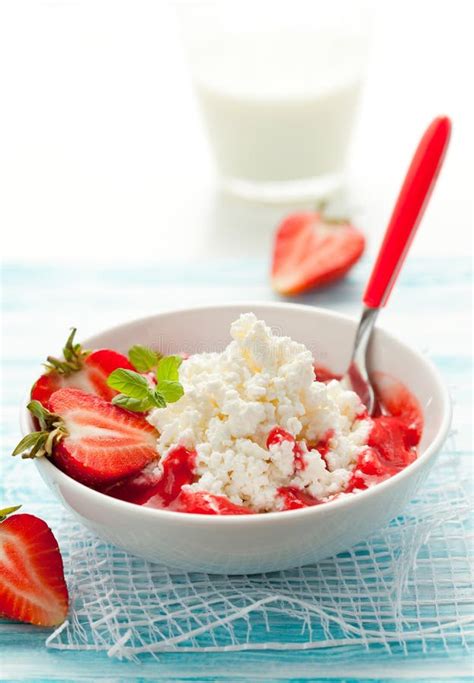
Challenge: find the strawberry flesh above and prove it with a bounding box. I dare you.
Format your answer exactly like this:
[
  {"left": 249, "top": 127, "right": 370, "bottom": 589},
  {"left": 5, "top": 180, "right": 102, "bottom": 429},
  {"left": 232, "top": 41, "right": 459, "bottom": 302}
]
[
  {"left": 313, "top": 364, "right": 342, "bottom": 383},
  {"left": 30, "top": 373, "right": 63, "bottom": 407},
  {"left": 271, "top": 212, "right": 365, "bottom": 295},
  {"left": 172, "top": 490, "right": 254, "bottom": 515},
  {"left": 0, "top": 513, "right": 68, "bottom": 627},
  {"left": 83, "top": 349, "right": 135, "bottom": 401},
  {"left": 105, "top": 466, "right": 163, "bottom": 505},
  {"left": 278, "top": 487, "right": 323, "bottom": 510},
  {"left": 49, "top": 388, "right": 158, "bottom": 486}
]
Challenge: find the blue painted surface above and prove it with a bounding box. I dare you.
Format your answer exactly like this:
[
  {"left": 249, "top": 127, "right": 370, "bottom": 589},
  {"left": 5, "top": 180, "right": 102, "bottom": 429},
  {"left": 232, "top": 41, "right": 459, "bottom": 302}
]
[{"left": 1, "top": 257, "right": 472, "bottom": 681}]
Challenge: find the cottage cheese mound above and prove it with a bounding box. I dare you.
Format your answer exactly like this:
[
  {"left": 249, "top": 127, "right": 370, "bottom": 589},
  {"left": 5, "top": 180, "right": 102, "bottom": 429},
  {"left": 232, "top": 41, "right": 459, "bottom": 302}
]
[{"left": 148, "top": 313, "right": 372, "bottom": 512}]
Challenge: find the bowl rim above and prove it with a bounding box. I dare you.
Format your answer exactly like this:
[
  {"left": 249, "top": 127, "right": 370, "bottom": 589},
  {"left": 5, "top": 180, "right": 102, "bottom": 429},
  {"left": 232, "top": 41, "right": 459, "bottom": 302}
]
[{"left": 22, "top": 301, "right": 452, "bottom": 526}]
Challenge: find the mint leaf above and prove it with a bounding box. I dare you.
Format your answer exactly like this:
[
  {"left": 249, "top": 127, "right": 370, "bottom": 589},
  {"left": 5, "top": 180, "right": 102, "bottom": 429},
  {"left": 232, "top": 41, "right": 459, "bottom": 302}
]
[
  {"left": 128, "top": 345, "right": 162, "bottom": 373},
  {"left": 158, "top": 380, "right": 184, "bottom": 403},
  {"left": 107, "top": 369, "right": 151, "bottom": 399},
  {"left": 112, "top": 394, "right": 154, "bottom": 412},
  {"left": 152, "top": 389, "right": 167, "bottom": 409},
  {"left": 156, "top": 355, "right": 182, "bottom": 382},
  {"left": 108, "top": 357, "right": 185, "bottom": 412}
]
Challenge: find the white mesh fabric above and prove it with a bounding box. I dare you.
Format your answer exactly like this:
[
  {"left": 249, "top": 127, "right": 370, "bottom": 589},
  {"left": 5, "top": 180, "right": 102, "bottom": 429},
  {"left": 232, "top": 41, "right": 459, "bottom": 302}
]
[{"left": 43, "top": 441, "right": 473, "bottom": 661}]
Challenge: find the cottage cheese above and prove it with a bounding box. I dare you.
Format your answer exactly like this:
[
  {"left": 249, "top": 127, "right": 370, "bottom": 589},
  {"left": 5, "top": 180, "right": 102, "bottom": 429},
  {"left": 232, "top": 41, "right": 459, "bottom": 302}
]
[{"left": 148, "top": 313, "right": 372, "bottom": 512}]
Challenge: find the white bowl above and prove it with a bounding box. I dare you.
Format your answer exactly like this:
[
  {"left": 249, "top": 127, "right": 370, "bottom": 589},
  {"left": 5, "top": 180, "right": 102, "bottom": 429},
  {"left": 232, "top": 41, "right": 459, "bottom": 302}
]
[{"left": 21, "top": 303, "right": 451, "bottom": 574}]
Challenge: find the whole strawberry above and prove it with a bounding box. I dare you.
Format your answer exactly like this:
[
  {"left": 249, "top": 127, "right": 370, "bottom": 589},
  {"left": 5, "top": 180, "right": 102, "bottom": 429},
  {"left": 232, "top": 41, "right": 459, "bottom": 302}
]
[{"left": 0, "top": 506, "right": 69, "bottom": 626}]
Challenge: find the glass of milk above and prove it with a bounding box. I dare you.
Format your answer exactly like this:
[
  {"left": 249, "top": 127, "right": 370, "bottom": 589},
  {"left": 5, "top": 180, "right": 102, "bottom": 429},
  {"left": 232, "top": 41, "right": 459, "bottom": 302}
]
[{"left": 178, "top": 0, "right": 372, "bottom": 202}]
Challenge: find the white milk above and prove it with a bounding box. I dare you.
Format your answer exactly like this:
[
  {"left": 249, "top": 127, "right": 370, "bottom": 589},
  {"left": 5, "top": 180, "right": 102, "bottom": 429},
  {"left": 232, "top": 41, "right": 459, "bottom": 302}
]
[{"left": 191, "top": 30, "right": 367, "bottom": 192}]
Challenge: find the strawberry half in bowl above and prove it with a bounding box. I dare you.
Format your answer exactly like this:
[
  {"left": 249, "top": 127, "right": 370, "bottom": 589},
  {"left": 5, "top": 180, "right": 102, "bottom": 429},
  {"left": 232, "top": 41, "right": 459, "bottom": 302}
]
[{"left": 18, "top": 304, "right": 451, "bottom": 575}]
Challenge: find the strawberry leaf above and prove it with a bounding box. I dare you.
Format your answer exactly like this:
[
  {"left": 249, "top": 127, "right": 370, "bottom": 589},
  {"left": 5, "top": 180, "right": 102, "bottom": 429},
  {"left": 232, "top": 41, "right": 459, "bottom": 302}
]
[
  {"left": 62, "top": 327, "right": 78, "bottom": 362},
  {"left": 27, "top": 400, "right": 60, "bottom": 430},
  {"left": 156, "top": 355, "right": 182, "bottom": 382},
  {"left": 128, "top": 345, "right": 162, "bottom": 373},
  {"left": 107, "top": 369, "right": 151, "bottom": 399},
  {"left": 12, "top": 431, "right": 49, "bottom": 458},
  {"left": 158, "top": 380, "right": 184, "bottom": 404},
  {"left": 0, "top": 505, "right": 22, "bottom": 522}
]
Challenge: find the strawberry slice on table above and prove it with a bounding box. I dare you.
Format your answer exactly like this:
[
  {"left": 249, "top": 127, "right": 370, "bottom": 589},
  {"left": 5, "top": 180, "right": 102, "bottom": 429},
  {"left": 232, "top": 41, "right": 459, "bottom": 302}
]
[
  {"left": 0, "top": 505, "right": 69, "bottom": 627},
  {"left": 14, "top": 388, "right": 159, "bottom": 487},
  {"left": 271, "top": 210, "right": 365, "bottom": 295},
  {"left": 31, "top": 328, "right": 134, "bottom": 408}
]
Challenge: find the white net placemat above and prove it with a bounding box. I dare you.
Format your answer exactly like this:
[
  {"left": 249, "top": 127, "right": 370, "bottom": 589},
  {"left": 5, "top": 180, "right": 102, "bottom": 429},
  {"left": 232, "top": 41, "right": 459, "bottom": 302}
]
[{"left": 42, "top": 436, "right": 473, "bottom": 662}]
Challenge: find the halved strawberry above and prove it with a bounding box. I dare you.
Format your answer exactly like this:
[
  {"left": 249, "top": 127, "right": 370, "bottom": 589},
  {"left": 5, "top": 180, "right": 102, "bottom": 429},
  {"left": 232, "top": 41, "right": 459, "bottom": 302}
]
[
  {"left": 48, "top": 388, "right": 159, "bottom": 486},
  {"left": 172, "top": 490, "right": 254, "bottom": 515},
  {"left": 271, "top": 211, "right": 365, "bottom": 295},
  {"left": 14, "top": 388, "right": 159, "bottom": 487},
  {"left": 31, "top": 329, "right": 134, "bottom": 408},
  {"left": 0, "top": 506, "right": 69, "bottom": 627}
]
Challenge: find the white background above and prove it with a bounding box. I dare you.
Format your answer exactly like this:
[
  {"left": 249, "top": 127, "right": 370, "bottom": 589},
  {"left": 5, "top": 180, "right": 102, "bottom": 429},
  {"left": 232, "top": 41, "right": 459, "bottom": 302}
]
[{"left": 0, "top": 0, "right": 472, "bottom": 265}]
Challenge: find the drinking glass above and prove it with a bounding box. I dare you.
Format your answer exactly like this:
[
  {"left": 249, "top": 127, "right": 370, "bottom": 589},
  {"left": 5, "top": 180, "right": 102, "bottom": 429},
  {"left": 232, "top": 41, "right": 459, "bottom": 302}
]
[{"left": 178, "top": 0, "right": 372, "bottom": 202}]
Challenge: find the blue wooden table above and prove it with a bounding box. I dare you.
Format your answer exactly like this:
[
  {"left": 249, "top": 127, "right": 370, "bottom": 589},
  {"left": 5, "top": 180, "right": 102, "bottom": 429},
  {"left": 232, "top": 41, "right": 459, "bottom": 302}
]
[{"left": 1, "top": 256, "right": 472, "bottom": 681}]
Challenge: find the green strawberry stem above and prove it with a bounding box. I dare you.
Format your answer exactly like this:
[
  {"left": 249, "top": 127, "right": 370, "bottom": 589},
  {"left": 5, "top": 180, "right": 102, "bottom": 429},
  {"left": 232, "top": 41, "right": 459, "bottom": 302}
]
[
  {"left": 45, "top": 328, "right": 90, "bottom": 376},
  {"left": 12, "top": 402, "right": 68, "bottom": 459},
  {"left": 316, "top": 200, "right": 350, "bottom": 226}
]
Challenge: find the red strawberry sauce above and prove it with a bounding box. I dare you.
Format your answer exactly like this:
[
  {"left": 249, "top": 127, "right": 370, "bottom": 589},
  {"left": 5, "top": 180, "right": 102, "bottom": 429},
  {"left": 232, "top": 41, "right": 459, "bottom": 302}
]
[
  {"left": 106, "top": 366, "right": 422, "bottom": 514},
  {"left": 106, "top": 445, "right": 196, "bottom": 506},
  {"left": 311, "top": 364, "right": 423, "bottom": 502}
]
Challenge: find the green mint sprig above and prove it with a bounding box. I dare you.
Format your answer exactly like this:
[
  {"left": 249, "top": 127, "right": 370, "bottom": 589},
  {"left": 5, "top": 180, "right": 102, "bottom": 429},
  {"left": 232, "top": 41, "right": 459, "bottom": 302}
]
[
  {"left": 128, "top": 344, "right": 163, "bottom": 372},
  {"left": 107, "top": 354, "right": 184, "bottom": 412}
]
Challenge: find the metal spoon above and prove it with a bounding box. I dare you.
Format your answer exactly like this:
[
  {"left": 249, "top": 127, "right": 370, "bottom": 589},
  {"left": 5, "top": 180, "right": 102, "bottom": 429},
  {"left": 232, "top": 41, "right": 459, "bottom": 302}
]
[{"left": 343, "top": 116, "right": 452, "bottom": 414}]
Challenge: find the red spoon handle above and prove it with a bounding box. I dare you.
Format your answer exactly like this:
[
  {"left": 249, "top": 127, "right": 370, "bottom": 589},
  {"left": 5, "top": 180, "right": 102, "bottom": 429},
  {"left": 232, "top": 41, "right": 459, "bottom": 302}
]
[{"left": 363, "top": 116, "right": 451, "bottom": 308}]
